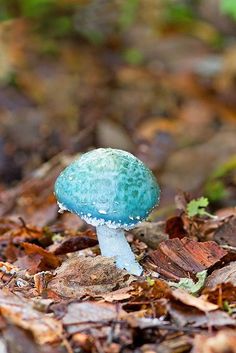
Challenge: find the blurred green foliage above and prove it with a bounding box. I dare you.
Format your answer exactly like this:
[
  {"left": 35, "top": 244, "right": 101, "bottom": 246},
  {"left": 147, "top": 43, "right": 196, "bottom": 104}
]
[
  {"left": 0, "top": 0, "right": 75, "bottom": 37},
  {"left": 20, "top": 0, "right": 56, "bottom": 19},
  {"left": 0, "top": 0, "right": 232, "bottom": 44},
  {"left": 118, "top": 0, "right": 139, "bottom": 30},
  {"left": 220, "top": 0, "right": 236, "bottom": 20},
  {"left": 204, "top": 156, "right": 236, "bottom": 202},
  {"left": 123, "top": 48, "right": 144, "bottom": 65},
  {"left": 163, "top": 2, "right": 194, "bottom": 25}
]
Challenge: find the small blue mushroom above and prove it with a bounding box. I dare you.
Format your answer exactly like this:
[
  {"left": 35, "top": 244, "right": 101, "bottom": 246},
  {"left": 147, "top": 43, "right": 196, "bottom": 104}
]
[{"left": 54, "top": 148, "right": 160, "bottom": 275}]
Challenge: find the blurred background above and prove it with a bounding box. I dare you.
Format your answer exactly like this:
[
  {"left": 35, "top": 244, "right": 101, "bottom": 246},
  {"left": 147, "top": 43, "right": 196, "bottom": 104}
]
[{"left": 0, "top": 0, "right": 235, "bottom": 226}]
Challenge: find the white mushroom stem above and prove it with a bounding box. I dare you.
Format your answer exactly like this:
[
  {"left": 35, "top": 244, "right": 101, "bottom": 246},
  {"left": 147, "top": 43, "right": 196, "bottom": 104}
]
[{"left": 96, "top": 225, "right": 143, "bottom": 276}]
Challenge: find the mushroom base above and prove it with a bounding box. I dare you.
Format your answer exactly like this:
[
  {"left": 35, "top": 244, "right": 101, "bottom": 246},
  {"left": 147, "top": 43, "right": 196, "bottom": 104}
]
[{"left": 96, "top": 225, "right": 143, "bottom": 276}]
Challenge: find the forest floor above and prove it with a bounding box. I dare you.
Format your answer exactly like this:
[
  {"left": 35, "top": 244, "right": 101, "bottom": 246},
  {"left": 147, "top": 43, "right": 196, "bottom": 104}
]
[{"left": 0, "top": 2, "right": 236, "bottom": 352}]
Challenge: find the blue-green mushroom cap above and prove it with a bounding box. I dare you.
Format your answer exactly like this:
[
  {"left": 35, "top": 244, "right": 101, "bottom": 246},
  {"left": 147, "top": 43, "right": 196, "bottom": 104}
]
[{"left": 54, "top": 148, "right": 160, "bottom": 229}]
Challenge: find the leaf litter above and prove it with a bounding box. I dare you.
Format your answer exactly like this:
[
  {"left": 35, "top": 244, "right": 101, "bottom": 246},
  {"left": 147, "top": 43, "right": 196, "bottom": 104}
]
[
  {"left": 0, "top": 2, "right": 236, "bottom": 351},
  {"left": 0, "top": 170, "right": 235, "bottom": 353}
]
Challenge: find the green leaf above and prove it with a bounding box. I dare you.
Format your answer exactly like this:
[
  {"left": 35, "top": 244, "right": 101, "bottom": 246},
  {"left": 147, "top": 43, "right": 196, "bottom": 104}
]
[
  {"left": 169, "top": 270, "right": 207, "bottom": 295},
  {"left": 187, "top": 197, "right": 209, "bottom": 217},
  {"left": 223, "top": 300, "right": 233, "bottom": 315},
  {"left": 146, "top": 276, "right": 155, "bottom": 286}
]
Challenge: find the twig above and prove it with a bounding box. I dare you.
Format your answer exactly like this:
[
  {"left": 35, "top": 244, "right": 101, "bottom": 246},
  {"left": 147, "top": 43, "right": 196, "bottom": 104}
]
[
  {"left": 94, "top": 338, "right": 105, "bottom": 353},
  {"left": 221, "top": 245, "right": 236, "bottom": 252},
  {"left": 62, "top": 337, "right": 74, "bottom": 353}
]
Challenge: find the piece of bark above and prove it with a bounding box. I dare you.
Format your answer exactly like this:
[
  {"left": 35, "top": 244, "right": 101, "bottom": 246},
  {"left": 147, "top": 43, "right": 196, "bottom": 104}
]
[{"left": 148, "top": 237, "right": 227, "bottom": 280}]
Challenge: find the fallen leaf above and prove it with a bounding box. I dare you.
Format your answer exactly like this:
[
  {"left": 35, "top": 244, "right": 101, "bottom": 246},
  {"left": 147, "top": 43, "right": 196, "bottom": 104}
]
[
  {"left": 34, "top": 271, "right": 54, "bottom": 295},
  {"left": 192, "top": 330, "right": 236, "bottom": 353},
  {"left": 205, "top": 262, "right": 236, "bottom": 288},
  {"left": 138, "top": 335, "right": 192, "bottom": 353},
  {"left": 165, "top": 216, "right": 187, "bottom": 239},
  {"left": 52, "top": 233, "right": 97, "bottom": 255},
  {"left": 0, "top": 153, "right": 68, "bottom": 226},
  {"left": 72, "top": 332, "right": 93, "bottom": 352},
  {"left": 62, "top": 301, "right": 125, "bottom": 335},
  {"left": 172, "top": 288, "right": 218, "bottom": 312},
  {"left": 169, "top": 270, "right": 207, "bottom": 295},
  {"left": 148, "top": 237, "right": 227, "bottom": 280},
  {"left": 214, "top": 216, "right": 236, "bottom": 246},
  {"left": 3, "top": 325, "right": 61, "bottom": 353},
  {"left": 130, "top": 279, "right": 171, "bottom": 303},
  {"left": 203, "top": 282, "right": 236, "bottom": 307},
  {"left": 48, "top": 255, "right": 134, "bottom": 299},
  {"left": 0, "top": 218, "right": 21, "bottom": 235},
  {"left": 100, "top": 287, "right": 133, "bottom": 302},
  {"left": 187, "top": 197, "right": 210, "bottom": 218},
  {"left": 126, "top": 279, "right": 171, "bottom": 317},
  {"left": 0, "top": 289, "right": 62, "bottom": 345},
  {"left": 168, "top": 301, "right": 235, "bottom": 328},
  {"left": 15, "top": 243, "right": 61, "bottom": 274},
  {"left": 131, "top": 221, "right": 168, "bottom": 249}
]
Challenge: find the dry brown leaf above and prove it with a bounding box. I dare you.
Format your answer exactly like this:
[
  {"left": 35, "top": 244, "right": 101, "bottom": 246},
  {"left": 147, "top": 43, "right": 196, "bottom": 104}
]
[
  {"left": 15, "top": 243, "right": 61, "bottom": 274},
  {"left": 62, "top": 301, "right": 126, "bottom": 335},
  {"left": 131, "top": 221, "right": 168, "bottom": 249},
  {"left": 148, "top": 237, "right": 227, "bottom": 280},
  {"left": 48, "top": 255, "right": 134, "bottom": 299},
  {"left": 168, "top": 301, "right": 235, "bottom": 328},
  {"left": 52, "top": 233, "right": 97, "bottom": 255},
  {"left": 214, "top": 216, "right": 236, "bottom": 246},
  {"left": 192, "top": 330, "right": 236, "bottom": 353},
  {"left": 172, "top": 288, "right": 218, "bottom": 312},
  {"left": 0, "top": 154, "right": 68, "bottom": 227},
  {"left": 165, "top": 216, "right": 188, "bottom": 239},
  {"left": 100, "top": 287, "right": 133, "bottom": 302},
  {"left": 0, "top": 289, "right": 62, "bottom": 345},
  {"left": 138, "top": 335, "right": 191, "bottom": 353},
  {"left": 205, "top": 262, "right": 236, "bottom": 288},
  {"left": 203, "top": 282, "right": 236, "bottom": 306},
  {"left": 130, "top": 279, "right": 171, "bottom": 303},
  {"left": 125, "top": 279, "right": 170, "bottom": 318}
]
